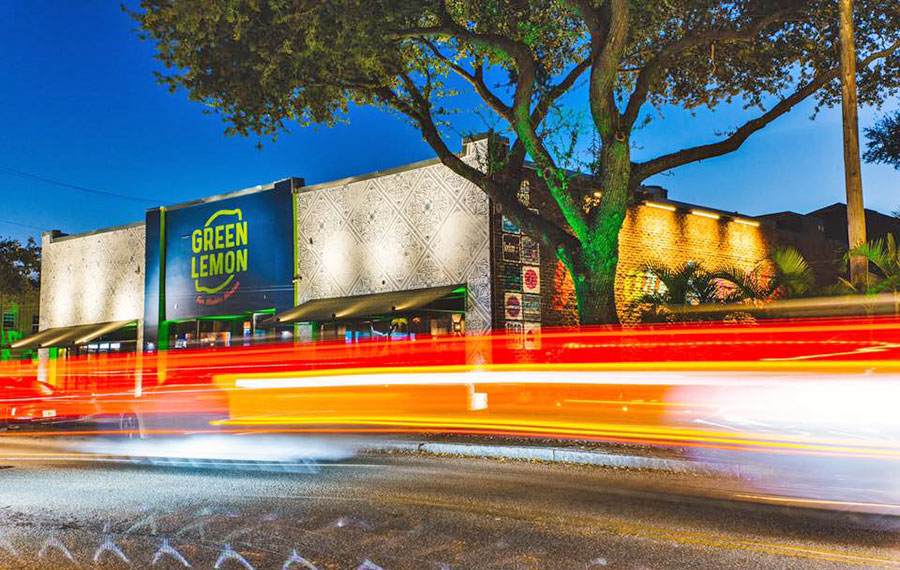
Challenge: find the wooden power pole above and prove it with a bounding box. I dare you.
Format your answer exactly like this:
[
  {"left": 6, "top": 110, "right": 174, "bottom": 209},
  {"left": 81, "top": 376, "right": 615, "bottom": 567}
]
[{"left": 839, "top": 0, "right": 868, "bottom": 288}]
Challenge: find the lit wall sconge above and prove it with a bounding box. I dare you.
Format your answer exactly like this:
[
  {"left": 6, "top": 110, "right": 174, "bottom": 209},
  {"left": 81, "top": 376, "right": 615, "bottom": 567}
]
[
  {"left": 645, "top": 201, "right": 676, "bottom": 211},
  {"left": 690, "top": 209, "right": 720, "bottom": 220},
  {"left": 733, "top": 218, "right": 760, "bottom": 227}
]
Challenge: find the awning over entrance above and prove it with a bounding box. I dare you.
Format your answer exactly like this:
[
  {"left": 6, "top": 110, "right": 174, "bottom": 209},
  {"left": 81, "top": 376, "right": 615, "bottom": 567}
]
[
  {"left": 11, "top": 320, "right": 137, "bottom": 350},
  {"left": 272, "top": 284, "right": 465, "bottom": 324}
]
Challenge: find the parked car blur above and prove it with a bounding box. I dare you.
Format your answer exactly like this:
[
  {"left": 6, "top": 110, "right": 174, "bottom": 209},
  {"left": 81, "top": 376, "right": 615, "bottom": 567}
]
[{"left": 0, "top": 375, "right": 90, "bottom": 429}]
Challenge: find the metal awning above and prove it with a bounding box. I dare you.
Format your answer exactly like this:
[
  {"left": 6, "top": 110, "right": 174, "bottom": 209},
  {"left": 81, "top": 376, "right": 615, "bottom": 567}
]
[
  {"left": 11, "top": 320, "right": 137, "bottom": 350},
  {"left": 272, "top": 284, "right": 465, "bottom": 324}
]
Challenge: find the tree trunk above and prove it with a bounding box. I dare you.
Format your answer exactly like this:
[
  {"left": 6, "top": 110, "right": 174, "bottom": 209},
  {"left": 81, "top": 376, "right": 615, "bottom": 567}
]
[
  {"left": 839, "top": 0, "right": 868, "bottom": 288},
  {"left": 572, "top": 249, "right": 620, "bottom": 325},
  {"left": 569, "top": 140, "right": 632, "bottom": 325}
]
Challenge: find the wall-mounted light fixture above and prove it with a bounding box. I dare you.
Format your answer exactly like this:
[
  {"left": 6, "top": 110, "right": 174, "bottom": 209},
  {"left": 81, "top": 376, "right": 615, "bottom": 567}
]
[
  {"left": 690, "top": 209, "right": 721, "bottom": 220},
  {"left": 645, "top": 201, "right": 676, "bottom": 211},
  {"left": 733, "top": 218, "right": 760, "bottom": 227}
]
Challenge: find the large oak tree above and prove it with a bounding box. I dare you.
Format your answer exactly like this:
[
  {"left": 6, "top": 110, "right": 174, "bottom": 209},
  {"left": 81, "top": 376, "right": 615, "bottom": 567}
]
[{"left": 134, "top": 0, "right": 900, "bottom": 324}]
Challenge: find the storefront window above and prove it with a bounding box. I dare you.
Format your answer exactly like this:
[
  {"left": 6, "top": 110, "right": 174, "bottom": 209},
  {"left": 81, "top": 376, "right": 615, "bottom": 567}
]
[
  {"left": 317, "top": 312, "right": 465, "bottom": 343},
  {"left": 168, "top": 313, "right": 287, "bottom": 349}
]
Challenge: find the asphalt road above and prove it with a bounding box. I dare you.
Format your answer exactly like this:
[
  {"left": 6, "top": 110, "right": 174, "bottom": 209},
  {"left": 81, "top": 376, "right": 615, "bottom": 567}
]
[{"left": 0, "top": 445, "right": 898, "bottom": 569}]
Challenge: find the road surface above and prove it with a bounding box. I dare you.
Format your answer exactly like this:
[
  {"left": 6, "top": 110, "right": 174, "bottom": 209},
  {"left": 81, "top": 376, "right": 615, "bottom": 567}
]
[{"left": 0, "top": 445, "right": 897, "bottom": 569}]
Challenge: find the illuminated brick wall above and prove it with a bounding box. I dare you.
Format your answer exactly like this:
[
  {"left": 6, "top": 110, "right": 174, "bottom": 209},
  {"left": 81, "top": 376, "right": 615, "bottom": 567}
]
[
  {"left": 492, "top": 173, "right": 773, "bottom": 327},
  {"left": 614, "top": 204, "right": 771, "bottom": 323}
]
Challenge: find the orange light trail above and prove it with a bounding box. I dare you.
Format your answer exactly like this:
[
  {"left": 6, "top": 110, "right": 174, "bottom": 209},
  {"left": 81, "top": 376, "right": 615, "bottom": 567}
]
[{"left": 6, "top": 315, "right": 900, "bottom": 470}]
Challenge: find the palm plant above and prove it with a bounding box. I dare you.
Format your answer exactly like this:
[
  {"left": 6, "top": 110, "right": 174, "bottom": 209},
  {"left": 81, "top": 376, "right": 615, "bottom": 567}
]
[
  {"left": 826, "top": 235, "right": 900, "bottom": 315},
  {"left": 714, "top": 247, "right": 814, "bottom": 303},
  {"left": 632, "top": 262, "right": 721, "bottom": 322},
  {"left": 843, "top": 234, "right": 900, "bottom": 294}
]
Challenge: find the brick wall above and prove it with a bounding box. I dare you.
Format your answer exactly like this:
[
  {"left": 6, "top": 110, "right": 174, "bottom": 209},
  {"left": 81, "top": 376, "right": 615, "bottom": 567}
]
[
  {"left": 615, "top": 204, "right": 772, "bottom": 322},
  {"left": 489, "top": 169, "right": 580, "bottom": 346},
  {"left": 490, "top": 172, "right": 773, "bottom": 329}
]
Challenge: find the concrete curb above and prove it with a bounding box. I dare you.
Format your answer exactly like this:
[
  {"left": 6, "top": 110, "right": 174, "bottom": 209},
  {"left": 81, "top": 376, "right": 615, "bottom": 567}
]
[{"left": 360, "top": 441, "right": 744, "bottom": 477}]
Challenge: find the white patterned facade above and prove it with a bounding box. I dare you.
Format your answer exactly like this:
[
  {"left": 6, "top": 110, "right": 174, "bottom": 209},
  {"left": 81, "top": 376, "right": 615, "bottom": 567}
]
[
  {"left": 295, "top": 145, "right": 492, "bottom": 334},
  {"left": 40, "top": 223, "right": 146, "bottom": 329}
]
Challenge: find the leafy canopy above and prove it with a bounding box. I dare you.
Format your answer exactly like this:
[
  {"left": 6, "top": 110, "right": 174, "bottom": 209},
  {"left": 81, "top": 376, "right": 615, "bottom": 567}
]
[
  {"left": 0, "top": 237, "right": 40, "bottom": 297},
  {"left": 133, "top": 1, "right": 900, "bottom": 147},
  {"left": 132, "top": 0, "right": 900, "bottom": 245}
]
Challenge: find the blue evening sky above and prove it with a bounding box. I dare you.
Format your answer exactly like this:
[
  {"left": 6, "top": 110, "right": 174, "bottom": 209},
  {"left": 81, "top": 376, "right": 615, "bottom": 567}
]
[{"left": 1, "top": 1, "right": 898, "bottom": 243}]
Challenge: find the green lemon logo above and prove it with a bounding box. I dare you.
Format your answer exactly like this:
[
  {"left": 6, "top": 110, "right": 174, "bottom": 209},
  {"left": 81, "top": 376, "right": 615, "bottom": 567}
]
[{"left": 190, "top": 209, "right": 249, "bottom": 295}]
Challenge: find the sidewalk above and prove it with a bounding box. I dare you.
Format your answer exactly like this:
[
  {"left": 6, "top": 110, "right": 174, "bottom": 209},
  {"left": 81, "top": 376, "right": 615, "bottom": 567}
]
[{"left": 358, "top": 434, "right": 745, "bottom": 477}]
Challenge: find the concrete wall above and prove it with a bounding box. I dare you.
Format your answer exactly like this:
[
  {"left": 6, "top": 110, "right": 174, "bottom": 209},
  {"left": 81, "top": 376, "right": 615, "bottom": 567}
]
[
  {"left": 294, "top": 144, "right": 493, "bottom": 334},
  {"left": 40, "top": 223, "right": 146, "bottom": 329}
]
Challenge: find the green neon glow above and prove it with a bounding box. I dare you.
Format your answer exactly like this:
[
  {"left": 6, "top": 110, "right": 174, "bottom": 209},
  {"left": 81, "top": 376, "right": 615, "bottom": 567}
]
[
  {"left": 162, "top": 308, "right": 276, "bottom": 325},
  {"left": 292, "top": 187, "right": 300, "bottom": 339},
  {"left": 158, "top": 207, "right": 169, "bottom": 350}
]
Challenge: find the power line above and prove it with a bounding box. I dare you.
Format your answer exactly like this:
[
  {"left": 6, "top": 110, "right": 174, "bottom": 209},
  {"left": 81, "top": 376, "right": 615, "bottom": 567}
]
[
  {"left": 0, "top": 218, "right": 46, "bottom": 232},
  {"left": 0, "top": 166, "right": 162, "bottom": 204}
]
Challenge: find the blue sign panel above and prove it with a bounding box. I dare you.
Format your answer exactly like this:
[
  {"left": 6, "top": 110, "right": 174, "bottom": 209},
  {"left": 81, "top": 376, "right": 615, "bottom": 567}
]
[{"left": 160, "top": 185, "right": 293, "bottom": 320}]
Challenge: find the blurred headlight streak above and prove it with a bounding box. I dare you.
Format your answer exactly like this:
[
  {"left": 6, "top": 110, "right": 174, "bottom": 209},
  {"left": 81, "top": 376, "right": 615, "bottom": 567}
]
[{"left": 7, "top": 311, "right": 900, "bottom": 510}]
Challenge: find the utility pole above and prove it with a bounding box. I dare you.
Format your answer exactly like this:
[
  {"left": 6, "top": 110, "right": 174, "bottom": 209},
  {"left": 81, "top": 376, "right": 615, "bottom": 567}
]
[{"left": 839, "top": 0, "right": 868, "bottom": 288}]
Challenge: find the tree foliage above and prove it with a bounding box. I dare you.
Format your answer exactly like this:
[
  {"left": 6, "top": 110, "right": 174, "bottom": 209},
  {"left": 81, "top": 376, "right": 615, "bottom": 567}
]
[
  {"left": 0, "top": 237, "right": 40, "bottom": 297},
  {"left": 865, "top": 110, "right": 900, "bottom": 169},
  {"left": 713, "top": 247, "right": 814, "bottom": 301},
  {"left": 133, "top": 0, "right": 900, "bottom": 324}
]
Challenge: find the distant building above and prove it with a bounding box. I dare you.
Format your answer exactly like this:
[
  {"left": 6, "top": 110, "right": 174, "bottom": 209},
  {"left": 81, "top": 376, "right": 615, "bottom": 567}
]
[
  {"left": 0, "top": 289, "right": 40, "bottom": 361},
  {"left": 806, "top": 203, "right": 900, "bottom": 247},
  {"left": 759, "top": 203, "right": 900, "bottom": 287}
]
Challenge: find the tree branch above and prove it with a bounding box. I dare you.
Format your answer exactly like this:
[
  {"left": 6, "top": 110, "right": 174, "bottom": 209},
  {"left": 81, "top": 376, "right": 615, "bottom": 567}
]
[
  {"left": 396, "top": 5, "right": 592, "bottom": 245},
  {"left": 621, "top": 7, "right": 804, "bottom": 130},
  {"left": 417, "top": 38, "right": 514, "bottom": 122},
  {"left": 532, "top": 56, "right": 591, "bottom": 126},
  {"left": 633, "top": 40, "right": 900, "bottom": 181},
  {"left": 587, "top": 0, "right": 628, "bottom": 142},
  {"left": 567, "top": 0, "right": 604, "bottom": 37},
  {"left": 378, "top": 79, "right": 579, "bottom": 256},
  {"left": 396, "top": 3, "right": 534, "bottom": 73}
]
